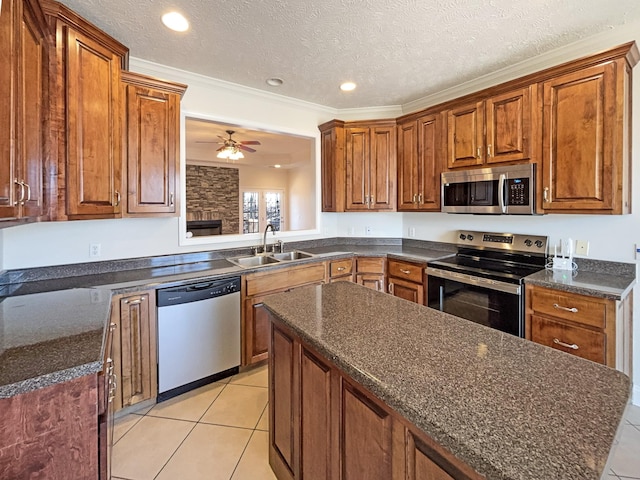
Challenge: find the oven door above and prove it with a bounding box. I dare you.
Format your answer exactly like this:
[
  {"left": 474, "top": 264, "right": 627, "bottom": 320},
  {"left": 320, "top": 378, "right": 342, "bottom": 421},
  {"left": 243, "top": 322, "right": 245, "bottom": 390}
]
[{"left": 426, "top": 267, "right": 523, "bottom": 337}]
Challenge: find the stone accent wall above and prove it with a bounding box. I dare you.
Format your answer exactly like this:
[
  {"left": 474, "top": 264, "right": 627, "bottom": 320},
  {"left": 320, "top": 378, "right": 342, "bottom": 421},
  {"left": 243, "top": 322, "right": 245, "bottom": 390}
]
[{"left": 185, "top": 165, "right": 240, "bottom": 235}]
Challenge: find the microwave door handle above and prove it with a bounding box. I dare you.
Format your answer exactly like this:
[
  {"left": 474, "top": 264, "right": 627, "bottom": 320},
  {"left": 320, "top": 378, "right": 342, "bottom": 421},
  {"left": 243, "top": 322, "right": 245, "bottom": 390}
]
[{"left": 498, "top": 173, "right": 507, "bottom": 213}]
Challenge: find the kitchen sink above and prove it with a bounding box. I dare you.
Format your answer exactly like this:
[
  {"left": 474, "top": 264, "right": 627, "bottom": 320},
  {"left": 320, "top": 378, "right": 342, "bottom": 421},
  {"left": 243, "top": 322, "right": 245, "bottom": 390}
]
[
  {"left": 272, "top": 250, "right": 314, "bottom": 261},
  {"left": 228, "top": 255, "right": 282, "bottom": 268}
]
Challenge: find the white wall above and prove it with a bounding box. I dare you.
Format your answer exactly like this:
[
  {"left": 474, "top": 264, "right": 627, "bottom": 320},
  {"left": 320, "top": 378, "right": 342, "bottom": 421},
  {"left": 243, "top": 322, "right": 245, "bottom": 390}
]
[
  {"left": 288, "top": 165, "right": 316, "bottom": 231},
  {"left": 1, "top": 23, "right": 640, "bottom": 394}
]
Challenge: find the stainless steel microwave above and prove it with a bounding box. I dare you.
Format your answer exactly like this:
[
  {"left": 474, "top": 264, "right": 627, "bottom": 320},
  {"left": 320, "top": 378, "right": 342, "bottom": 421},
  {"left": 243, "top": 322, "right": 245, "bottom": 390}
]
[{"left": 441, "top": 164, "right": 536, "bottom": 214}]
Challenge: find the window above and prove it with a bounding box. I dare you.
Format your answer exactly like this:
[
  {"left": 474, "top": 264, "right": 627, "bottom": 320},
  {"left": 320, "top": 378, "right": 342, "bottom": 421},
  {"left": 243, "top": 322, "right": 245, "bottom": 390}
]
[{"left": 242, "top": 190, "right": 284, "bottom": 233}]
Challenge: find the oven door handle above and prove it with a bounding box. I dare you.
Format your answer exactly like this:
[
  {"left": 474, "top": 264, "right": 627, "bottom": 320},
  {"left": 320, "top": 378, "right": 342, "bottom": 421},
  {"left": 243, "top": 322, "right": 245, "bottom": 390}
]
[
  {"left": 498, "top": 173, "right": 507, "bottom": 213},
  {"left": 426, "top": 267, "right": 521, "bottom": 295}
]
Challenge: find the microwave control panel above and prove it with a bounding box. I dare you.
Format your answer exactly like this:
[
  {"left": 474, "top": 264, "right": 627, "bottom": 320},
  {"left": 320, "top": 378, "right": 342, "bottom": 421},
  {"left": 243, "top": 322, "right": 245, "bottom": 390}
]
[{"left": 507, "top": 178, "right": 529, "bottom": 205}]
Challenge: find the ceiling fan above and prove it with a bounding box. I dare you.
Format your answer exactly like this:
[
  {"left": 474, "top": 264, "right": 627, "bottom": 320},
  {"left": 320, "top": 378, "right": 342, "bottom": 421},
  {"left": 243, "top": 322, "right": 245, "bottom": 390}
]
[{"left": 197, "top": 130, "right": 261, "bottom": 160}]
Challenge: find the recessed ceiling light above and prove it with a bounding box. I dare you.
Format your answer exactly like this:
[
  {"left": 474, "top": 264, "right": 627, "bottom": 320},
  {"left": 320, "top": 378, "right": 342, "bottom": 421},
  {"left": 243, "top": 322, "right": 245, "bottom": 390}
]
[
  {"left": 162, "top": 12, "right": 189, "bottom": 32},
  {"left": 266, "top": 78, "right": 284, "bottom": 87},
  {"left": 274, "top": 164, "right": 281, "bottom": 168},
  {"left": 340, "top": 82, "right": 357, "bottom": 92}
]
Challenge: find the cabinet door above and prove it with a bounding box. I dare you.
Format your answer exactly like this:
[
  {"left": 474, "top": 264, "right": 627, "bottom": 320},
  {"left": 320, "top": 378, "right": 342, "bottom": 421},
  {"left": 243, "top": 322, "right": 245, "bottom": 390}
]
[
  {"left": 389, "top": 277, "right": 424, "bottom": 305},
  {"left": 485, "top": 86, "right": 532, "bottom": 164},
  {"left": 531, "top": 315, "right": 606, "bottom": 364},
  {"left": 320, "top": 124, "right": 345, "bottom": 212},
  {"left": 345, "top": 127, "right": 370, "bottom": 211},
  {"left": 66, "top": 28, "right": 122, "bottom": 218},
  {"left": 117, "top": 292, "right": 157, "bottom": 408},
  {"left": 369, "top": 125, "right": 396, "bottom": 211},
  {"left": 356, "top": 273, "right": 386, "bottom": 292},
  {"left": 18, "top": 1, "right": 46, "bottom": 219},
  {"left": 341, "top": 380, "right": 393, "bottom": 480},
  {"left": 416, "top": 112, "right": 442, "bottom": 210},
  {"left": 447, "top": 101, "right": 484, "bottom": 168},
  {"left": 397, "top": 120, "right": 419, "bottom": 211},
  {"left": 244, "top": 295, "right": 271, "bottom": 365},
  {"left": 541, "top": 62, "right": 618, "bottom": 212},
  {"left": 124, "top": 80, "right": 181, "bottom": 215}
]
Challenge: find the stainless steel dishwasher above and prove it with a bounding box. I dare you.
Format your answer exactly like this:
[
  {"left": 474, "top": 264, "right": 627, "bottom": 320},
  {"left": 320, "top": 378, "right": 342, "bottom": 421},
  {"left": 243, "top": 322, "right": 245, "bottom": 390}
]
[{"left": 156, "top": 277, "right": 241, "bottom": 402}]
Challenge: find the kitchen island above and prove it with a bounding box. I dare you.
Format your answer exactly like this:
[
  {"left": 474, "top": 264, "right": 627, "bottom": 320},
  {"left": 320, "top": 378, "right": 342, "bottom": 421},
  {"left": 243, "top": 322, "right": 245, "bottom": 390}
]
[{"left": 263, "top": 282, "right": 630, "bottom": 480}]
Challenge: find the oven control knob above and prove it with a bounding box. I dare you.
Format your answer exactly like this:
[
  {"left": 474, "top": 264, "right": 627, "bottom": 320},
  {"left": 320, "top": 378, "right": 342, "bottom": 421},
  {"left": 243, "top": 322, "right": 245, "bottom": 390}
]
[
  {"left": 524, "top": 239, "right": 532, "bottom": 247},
  {"left": 467, "top": 234, "right": 474, "bottom": 241},
  {"left": 534, "top": 240, "right": 544, "bottom": 248},
  {"left": 459, "top": 234, "right": 466, "bottom": 240}
]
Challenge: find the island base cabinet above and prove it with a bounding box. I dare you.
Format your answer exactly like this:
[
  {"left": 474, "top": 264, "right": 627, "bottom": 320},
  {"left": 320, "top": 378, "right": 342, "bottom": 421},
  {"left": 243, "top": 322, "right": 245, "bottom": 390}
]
[{"left": 268, "top": 312, "right": 483, "bottom": 480}]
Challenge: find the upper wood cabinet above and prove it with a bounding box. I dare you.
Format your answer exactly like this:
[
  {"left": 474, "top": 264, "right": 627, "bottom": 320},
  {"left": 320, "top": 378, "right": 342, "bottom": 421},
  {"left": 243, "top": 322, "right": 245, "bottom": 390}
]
[
  {"left": 0, "top": 0, "right": 48, "bottom": 223},
  {"left": 345, "top": 121, "right": 396, "bottom": 211},
  {"left": 319, "top": 119, "right": 396, "bottom": 212},
  {"left": 397, "top": 112, "right": 444, "bottom": 211},
  {"left": 446, "top": 86, "right": 534, "bottom": 169},
  {"left": 121, "top": 72, "right": 186, "bottom": 216},
  {"left": 42, "top": 0, "right": 129, "bottom": 220},
  {"left": 540, "top": 54, "right": 634, "bottom": 214}
]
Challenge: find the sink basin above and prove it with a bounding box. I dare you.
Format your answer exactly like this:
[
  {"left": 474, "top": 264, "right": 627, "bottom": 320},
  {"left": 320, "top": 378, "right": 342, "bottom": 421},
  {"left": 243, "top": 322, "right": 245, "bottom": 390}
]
[
  {"left": 272, "top": 250, "right": 314, "bottom": 261},
  {"left": 228, "top": 255, "right": 281, "bottom": 268}
]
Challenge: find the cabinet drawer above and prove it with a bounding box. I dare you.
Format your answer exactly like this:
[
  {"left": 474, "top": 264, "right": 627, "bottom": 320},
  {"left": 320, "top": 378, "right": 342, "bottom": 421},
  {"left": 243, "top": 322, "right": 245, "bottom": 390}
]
[
  {"left": 356, "top": 257, "right": 385, "bottom": 274},
  {"left": 530, "top": 287, "right": 607, "bottom": 329},
  {"left": 246, "top": 262, "right": 326, "bottom": 296},
  {"left": 531, "top": 315, "right": 606, "bottom": 364},
  {"left": 330, "top": 258, "right": 353, "bottom": 277},
  {"left": 387, "top": 259, "right": 423, "bottom": 284}
]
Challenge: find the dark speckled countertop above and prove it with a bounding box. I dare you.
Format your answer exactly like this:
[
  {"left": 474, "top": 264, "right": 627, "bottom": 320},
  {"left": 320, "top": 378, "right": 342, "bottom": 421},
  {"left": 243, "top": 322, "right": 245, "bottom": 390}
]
[
  {"left": 0, "top": 288, "right": 113, "bottom": 398},
  {"left": 263, "top": 282, "right": 630, "bottom": 480},
  {"left": 524, "top": 268, "right": 636, "bottom": 300}
]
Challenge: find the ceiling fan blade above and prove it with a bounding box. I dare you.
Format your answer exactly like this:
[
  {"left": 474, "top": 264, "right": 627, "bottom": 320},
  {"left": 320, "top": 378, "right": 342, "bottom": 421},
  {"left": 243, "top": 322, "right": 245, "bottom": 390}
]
[
  {"left": 238, "top": 145, "right": 257, "bottom": 153},
  {"left": 216, "top": 146, "right": 226, "bottom": 152},
  {"left": 239, "top": 140, "right": 261, "bottom": 145}
]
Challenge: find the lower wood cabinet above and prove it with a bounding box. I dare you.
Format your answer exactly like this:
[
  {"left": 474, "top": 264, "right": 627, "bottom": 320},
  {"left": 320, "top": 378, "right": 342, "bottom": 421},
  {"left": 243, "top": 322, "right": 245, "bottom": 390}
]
[
  {"left": 242, "top": 262, "right": 326, "bottom": 366},
  {"left": 268, "top": 315, "right": 482, "bottom": 480},
  {"left": 388, "top": 258, "right": 425, "bottom": 304},
  {"left": 328, "top": 257, "right": 354, "bottom": 283},
  {"left": 110, "top": 290, "right": 157, "bottom": 411},
  {"left": 525, "top": 284, "right": 632, "bottom": 374},
  {"left": 355, "top": 256, "right": 386, "bottom": 292}
]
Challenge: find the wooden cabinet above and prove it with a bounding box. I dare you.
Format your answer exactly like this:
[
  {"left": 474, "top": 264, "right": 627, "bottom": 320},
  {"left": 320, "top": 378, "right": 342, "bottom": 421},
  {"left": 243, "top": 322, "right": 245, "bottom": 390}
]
[
  {"left": 0, "top": 0, "right": 48, "bottom": 222},
  {"left": 447, "top": 86, "right": 534, "bottom": 169},
  {"left": 121, "top": 71, "right": 186, "bottom": 216},
  {"left": 345, "top": 121, "right": 396, "bottom": 211},
  {"left": 328, "top": 257, "right": 354, "bottom": 283},
  {"left": 355, "top": 256, "right": 386, "bottom": 292},
  {"left": 388, "top": 258, "right": 425, "bottom": 305},
  {"left": 268, "top": 314, "right": 483, "bottom": 480},
  {"left": 43, "top": 0, "right": 129, "bottom": 220},
  {"left": 242, "top": 262, "right": 326, "bottom": 365},
  {"left": 110, "top": 290, "right": 157, "bottom": 411},
  {"left": 319, "top": 120, "right": 345, "bottom": 212},
  {"left": 525, "top": 284, "right": 632, "bottom": 374},
  {"left": 397, "top": 112, "right": 444, "bottom": 211},
  {"left": 540, "top": 53, "right": 634, "bottom": 214}
]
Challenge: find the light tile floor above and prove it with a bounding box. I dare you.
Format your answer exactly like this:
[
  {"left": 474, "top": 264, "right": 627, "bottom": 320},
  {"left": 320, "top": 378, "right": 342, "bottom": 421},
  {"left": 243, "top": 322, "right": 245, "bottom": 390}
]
[{"left": 112, "top": 364, "right": 640, "bottom": 480}]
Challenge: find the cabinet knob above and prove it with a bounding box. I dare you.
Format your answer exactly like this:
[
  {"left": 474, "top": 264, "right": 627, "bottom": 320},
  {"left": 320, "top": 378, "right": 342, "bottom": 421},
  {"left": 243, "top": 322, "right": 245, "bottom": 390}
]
[{"left": 553, "top": 338, "right": 579, "bottom": 350}]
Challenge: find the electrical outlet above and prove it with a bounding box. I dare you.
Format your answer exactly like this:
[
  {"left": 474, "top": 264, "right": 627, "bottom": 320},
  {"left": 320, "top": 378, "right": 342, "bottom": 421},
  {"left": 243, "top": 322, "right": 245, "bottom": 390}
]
[
  {"left": 575, "top": 240, "right": 589, "bottom": 256},
  {"left": 365, "top": 226, "right": 372, "bottom": 236},
  {"left": 408, "top": 227, "right": 416, "bottom": 238},
  {"left": 349, "top": 227, "right": 356, "bottom": 236},
  {"left": 89, "top": 243, "right": 101, "bottom": 258}
]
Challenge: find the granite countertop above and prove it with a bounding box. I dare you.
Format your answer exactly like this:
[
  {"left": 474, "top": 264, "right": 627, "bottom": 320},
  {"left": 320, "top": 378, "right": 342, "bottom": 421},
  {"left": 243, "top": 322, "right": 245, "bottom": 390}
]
[
  {"left": 263, "top": 282, "right": 630, "bottom": 480},
  {"left": 0, "top": 288, "right": 113, "bottom": 398},
  {"left": 524, "top": 268, "right": 636, "bottom": 300}
]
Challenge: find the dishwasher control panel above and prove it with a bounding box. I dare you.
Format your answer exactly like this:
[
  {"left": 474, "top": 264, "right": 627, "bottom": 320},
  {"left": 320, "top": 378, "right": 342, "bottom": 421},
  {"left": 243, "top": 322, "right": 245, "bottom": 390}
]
[{"left": 157, "top": 277, "right": 241, "bottom": 307}]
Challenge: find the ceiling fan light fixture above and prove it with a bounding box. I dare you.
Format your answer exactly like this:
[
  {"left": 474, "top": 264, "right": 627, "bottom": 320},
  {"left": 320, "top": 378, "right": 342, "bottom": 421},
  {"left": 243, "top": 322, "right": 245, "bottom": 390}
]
[
  {"left": 162, "top": 11, "right": 189, "bottom": 32},
  {"left": 340, "top": 82, "right": 357, "bottom": 92},
  {"left": 266, "top": 77, "right": 284, "bottom": 87}
]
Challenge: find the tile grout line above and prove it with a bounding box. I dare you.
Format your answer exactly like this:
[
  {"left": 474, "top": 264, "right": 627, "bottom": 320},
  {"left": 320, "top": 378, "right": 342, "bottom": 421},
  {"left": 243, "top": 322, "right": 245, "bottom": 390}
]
[
  {"left": 228, "top": 428, "right": 259, "bottom": 480},
  {"left": 152, "top": 420, "right": 200, "bottom": 480}
]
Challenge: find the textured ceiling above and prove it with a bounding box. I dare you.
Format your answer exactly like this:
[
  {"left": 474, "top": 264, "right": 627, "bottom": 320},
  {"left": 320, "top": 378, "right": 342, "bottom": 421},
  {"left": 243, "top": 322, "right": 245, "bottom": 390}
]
[{"left": 58, "top": 0, "right": 640, "bottom": 109}]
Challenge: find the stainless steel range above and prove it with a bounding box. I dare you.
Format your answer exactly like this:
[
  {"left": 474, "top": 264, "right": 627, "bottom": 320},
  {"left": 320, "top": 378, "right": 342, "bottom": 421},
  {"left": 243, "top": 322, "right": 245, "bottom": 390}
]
[{"left": 426, "top": 231, "right": 548, "bottom": 337}]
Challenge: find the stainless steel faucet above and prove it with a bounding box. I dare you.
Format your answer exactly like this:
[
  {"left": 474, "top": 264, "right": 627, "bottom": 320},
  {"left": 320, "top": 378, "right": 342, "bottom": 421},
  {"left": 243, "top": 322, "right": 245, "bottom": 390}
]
[{"left": 263, "top": 224, "right": 276, "bottom": 253}]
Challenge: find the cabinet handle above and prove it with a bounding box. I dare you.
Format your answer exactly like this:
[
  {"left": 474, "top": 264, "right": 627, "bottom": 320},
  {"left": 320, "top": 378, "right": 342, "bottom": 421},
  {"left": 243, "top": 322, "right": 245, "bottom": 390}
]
[
  {"left": 14, "top": 179, "right": 25, "bottom": 206},
  {"left": 337, "top": 267, "right": 346, "bottom": 271},
  {"left": 400, "top": 269, "right": 411, "bottom": 275},
  {"left": 487, "top": 144, "right": 492, "bottom": 157},
  {"left": 553, "top": 303, "right": 578, "bottom": 313},
  {"left": 412, "top": 193, "right": 417, "bottom": 204},
  {"left": 370, "top": 195, "right": 374, "bottom": 206},
  {"left": 108, "top": 373, "right": 118, "bottom": 402},
  {"left": 418, "top": 193, "right": 422, "bottom": 204},
  {"left": 476, "top": 147, "right": 481, "bottom": 159},
  {"left": 114, "top": 190, "right": 121, "bottom": 206},
  {"left": 543, "top": 187, "right": 549, "bottom": 202},
  {"left": 170, "top": 192, "right": 175, "bottom": 206},
  {"left": 109, "top": 322, "right": 117, "bottom": 332},
  {"left": 124, "top": 297, "right": 145, "bottom": 305},
  {"left": 553, "top": 338, "right": 579, "bottom": 350},
  {"left": 388, "top": 283, "right": 394, "bottom": 294}
]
